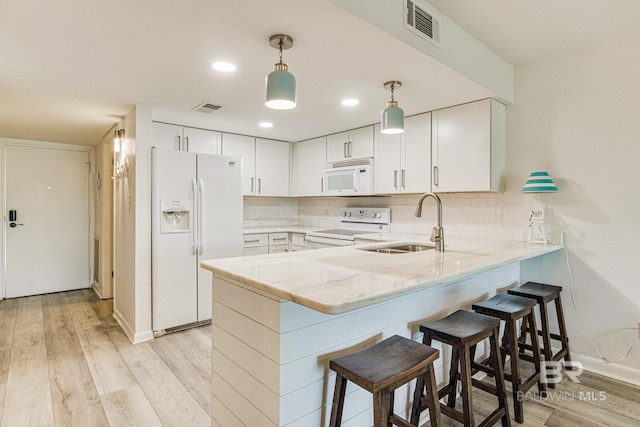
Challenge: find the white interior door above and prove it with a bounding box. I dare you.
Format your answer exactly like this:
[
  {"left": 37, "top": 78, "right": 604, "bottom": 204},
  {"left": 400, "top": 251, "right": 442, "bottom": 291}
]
[{"left": 5, "top": 145, "right": 90, "bottom": 298}]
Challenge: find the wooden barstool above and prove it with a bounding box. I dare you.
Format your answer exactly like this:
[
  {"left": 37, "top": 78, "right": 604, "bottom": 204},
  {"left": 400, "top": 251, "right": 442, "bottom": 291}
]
[
  {"left": 508, "top": 282, "right": 571, "bottom": 389},
  {"left": 472, "top": 294, "right": 546, "bottom": 423},
  {"left": 329, "top": 334, "right": 441, "bottom": 427},
  {"left": 413, "top": 310, "right": 511, "bottom": 427}
]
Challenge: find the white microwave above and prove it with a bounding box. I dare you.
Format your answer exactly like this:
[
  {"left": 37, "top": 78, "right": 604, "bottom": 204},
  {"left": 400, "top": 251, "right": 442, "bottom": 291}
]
[{"left": 323, "top": 159, "right": 373, "bottom": 195}]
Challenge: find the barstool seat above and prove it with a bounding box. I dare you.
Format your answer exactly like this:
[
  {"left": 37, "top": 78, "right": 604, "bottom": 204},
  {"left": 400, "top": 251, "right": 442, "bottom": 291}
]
[
  {"left": 329, "top": 334, "right": 441, "bottom": 427},
  {"left": 508, "top": 282, "right": 571, "bottom": 389},
  {"left": 414, "top": 310, "right": 511, "bottom": 427},
  {"left": 473, "top": 293, "right": 546, "bottom": 423}
]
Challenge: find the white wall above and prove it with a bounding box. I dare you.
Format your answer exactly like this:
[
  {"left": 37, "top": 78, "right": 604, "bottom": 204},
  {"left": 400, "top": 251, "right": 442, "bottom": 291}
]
[
  {"left": 113, "top": 105, "right": 154, "bottom": 343},
  {"left": 92, "top": 131, "right": 114, "bottom": 299},
  {"left": 504, "top": 30, "right": 640, "bottom": 373}
]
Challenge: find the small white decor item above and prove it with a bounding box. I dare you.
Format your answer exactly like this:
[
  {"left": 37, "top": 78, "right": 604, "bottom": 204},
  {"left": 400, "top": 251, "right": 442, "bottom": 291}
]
[
  {"left": 527, "top": 202, "right": 548, "bottom": 244},
  {"left": 522, "top": 171, "right": 558, "bottom": 244}
]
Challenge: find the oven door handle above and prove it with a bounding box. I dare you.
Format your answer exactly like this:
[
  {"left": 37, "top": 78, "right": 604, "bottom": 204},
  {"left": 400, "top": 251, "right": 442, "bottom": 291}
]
[{"left": 306, "top": 235, "right": 354, "bottom": 246}]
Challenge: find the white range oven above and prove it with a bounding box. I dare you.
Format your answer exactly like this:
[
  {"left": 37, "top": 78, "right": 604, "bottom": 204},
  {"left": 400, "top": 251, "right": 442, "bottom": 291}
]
[{"left": 305, "top": 207, "right": 391, "bottom": 249}]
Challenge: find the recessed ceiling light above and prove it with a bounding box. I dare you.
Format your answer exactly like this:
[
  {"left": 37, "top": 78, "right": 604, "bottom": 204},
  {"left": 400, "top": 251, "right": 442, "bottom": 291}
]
[
  {"left": 341, "top": 98, "right": 359, "bottom": 106},
  {"left": 212, "top": 61, "right": 236, "bottom": 72},
  {"left": 259, "top": 122, "right": 273, "bottom": 128}
]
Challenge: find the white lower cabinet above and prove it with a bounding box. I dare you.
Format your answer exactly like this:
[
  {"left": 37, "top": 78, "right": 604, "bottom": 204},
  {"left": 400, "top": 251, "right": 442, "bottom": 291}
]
[
  {"left": 290, "top": 233, "right": 308, "bottom": 251},
  {"left": 268, "top": 233, "right": 289, "bottom": 254},
  {"left": 243, "top": 232, "right": 292, "bottom": 255},
  {"left": 243, "top": 233, "right": 268, "bottom": 256}
]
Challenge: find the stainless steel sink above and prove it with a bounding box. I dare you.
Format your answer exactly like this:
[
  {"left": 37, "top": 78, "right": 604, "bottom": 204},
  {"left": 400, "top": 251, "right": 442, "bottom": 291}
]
[{"left": 359, "top": 243, "right": 435, "bottom": 254}]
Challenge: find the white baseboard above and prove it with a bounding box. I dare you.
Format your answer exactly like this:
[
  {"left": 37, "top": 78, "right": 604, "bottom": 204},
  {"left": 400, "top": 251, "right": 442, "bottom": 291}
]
[
  {"left": 112, "top": 308, "right": 154, "bottom": 344},
  {"left": 571, "top": 352, "right": 640, "bottom": 386},
  {"left": 91, "top": 282, "right": 104, "bottom": 299}
]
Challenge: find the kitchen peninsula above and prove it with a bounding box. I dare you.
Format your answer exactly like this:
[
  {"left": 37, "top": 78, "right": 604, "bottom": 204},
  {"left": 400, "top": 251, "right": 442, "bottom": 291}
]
[{"left": 201, "top": 236, "right": 562, "bottom": 426}]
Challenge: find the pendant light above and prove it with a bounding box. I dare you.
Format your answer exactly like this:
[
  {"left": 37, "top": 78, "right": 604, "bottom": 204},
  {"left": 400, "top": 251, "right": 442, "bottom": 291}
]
[
  {"left": 381, "top": 81, "right": 404, "bottom": 134},
  {"left": 265, "top": 34, "right": 296, "bottom": 110}
]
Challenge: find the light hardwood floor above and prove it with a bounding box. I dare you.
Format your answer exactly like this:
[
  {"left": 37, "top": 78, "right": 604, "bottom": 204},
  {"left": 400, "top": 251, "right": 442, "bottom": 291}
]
[{"left": 0, "top": 289, "right": 638, "bottom": 426}]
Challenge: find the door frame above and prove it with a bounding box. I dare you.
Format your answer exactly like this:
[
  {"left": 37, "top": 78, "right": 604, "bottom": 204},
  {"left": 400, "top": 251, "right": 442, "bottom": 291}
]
[{"left": 1, "top": 138, "right": 94, "bottom": 300}]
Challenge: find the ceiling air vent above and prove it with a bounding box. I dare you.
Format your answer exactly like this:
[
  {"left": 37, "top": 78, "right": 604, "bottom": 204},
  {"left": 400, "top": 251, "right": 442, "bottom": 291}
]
[
  {"left": 405, "top": 0, "right": 441, "bottom": 47},
  {"left": 192, "top": 102, "right": 221, "bottom": 114}
]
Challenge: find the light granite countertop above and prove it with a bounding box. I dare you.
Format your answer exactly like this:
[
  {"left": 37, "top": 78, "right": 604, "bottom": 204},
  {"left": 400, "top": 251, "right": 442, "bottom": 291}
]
[{"left": 201, "top": 235, "right": 562, "bottom": 315}]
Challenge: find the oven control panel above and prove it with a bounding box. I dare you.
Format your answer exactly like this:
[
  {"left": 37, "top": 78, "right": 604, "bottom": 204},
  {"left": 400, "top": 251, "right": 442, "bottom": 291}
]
[{"left": 339, "top": 207, "right": 391, "bottom": 224}]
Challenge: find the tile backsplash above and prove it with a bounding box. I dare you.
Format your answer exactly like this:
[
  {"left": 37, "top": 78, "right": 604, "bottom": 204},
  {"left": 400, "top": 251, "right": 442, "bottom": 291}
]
[
  {"left": 243, "top": 197, "right": 299, "bottom": 228},
  {"left": 244, "top": 194, "right": 526, "bottom": 240}
]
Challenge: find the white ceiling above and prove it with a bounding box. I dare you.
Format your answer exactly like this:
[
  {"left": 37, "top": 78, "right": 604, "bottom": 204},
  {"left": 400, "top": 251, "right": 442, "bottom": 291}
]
[{"left": 2, "top": 0, "right": 640, "bottom": 146}]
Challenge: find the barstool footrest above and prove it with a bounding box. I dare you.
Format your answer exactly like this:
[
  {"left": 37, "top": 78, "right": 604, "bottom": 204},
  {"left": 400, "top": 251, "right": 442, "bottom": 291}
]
[
  {"left": 478, "top": 407, "right": 508, "bottom": 427},
  {"left": 438, "top": 384, "right": 455, "bottom": 400},
  {"left": 521, "top": 374, "right": 540, "bottom": 392},
  {"left": 536, "top": 330, "right": 567, "bottom": 342},
  {"left": 440, "top": 405, "right": 465, "bottom": 424},
  {"left": 552, "top": 348, "right": 569, "bottom": 362},
  {"left": 472, "top": 360, "right": 496, "bottom": 377},
  {"left": 389, "top": 413, "right": 414, "bottom": 427},
  {"left": 472, "top": 378, "right": 498, "bottom": 395}
]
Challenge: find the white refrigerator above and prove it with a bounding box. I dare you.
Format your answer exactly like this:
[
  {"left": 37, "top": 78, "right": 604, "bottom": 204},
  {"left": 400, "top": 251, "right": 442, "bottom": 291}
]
[{"left": 151, "top": 147, "right": 243, "bottom": 332}]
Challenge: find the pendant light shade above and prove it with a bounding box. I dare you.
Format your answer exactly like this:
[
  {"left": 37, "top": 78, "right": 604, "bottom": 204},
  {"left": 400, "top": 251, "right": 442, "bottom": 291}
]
[
  {"left": 265, "top": 34, "right": 296, "bottom": 110},
  {"left": 381, "top": 81, "right": 404, "bottom": 134}
]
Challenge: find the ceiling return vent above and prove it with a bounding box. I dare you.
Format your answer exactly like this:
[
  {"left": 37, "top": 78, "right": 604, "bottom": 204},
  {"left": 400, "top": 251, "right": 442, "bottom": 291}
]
[
  {"left": 404, "top": 0, "right": 441, "bottom": 47},
  {"left": 192, "top": 102, "right": 222, "bottom": 114}
]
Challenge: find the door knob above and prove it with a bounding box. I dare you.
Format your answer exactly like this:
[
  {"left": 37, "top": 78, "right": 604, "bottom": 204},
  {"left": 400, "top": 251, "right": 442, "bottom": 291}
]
[{"left": 9, "top": 223, "right": 23, "bottom": 228}]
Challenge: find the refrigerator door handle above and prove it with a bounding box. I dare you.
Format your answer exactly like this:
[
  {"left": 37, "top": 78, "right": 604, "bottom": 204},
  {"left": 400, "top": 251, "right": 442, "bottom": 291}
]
[
  {"left": 197, "top": 178, "right": 204, "bottom": 255},
  {"left": 190, "top": 178, "right": 197, "bottom": 255}
]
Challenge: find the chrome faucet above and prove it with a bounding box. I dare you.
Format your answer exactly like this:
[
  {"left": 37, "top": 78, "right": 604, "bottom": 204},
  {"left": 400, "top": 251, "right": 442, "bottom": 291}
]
[{"left": 415, "top": 193, "right": 444, "bottom": 251}]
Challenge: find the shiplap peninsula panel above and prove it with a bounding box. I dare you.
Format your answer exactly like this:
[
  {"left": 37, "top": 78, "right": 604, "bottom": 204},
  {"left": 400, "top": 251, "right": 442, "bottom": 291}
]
[{"left": 210, "top": 263, "right": 520, "bottom": 426}]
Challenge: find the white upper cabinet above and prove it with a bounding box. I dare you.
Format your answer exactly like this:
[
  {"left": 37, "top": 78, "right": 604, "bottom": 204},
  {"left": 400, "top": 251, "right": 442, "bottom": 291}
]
[
  {"left": 255, "top": 138, "right": 290, "bottom": 197},
  {"left": 222, "top": 133, "right": 256, "bottom": 196},
  {"left": 151, "top": 122, "right": 221, "bottom": 154},
  {"left": 374, "top": 113, "right": 431, "bottom": 194},
  {"left": 431, "top": 99, "right": 505, "bottom": 192},
  {"left": 292, "top": 137, "right": 326, "bottom": 196},
  {"left": 151, "top": 122, "right": 182, "bottom": 151},
  {"left": 326, "top": 125, "right": 374, "bottom": 163},
  {"left": 373, "top": 126, "right": 402, "bottom": 194},
  {"left": 403, "top": 113, "right": 432, "bottom": 193},
  {"left": 222, "top": 134, "right": 289, "bottom": 196},
  {"left": 182, "top": 127, "right": 221, "bottom": 155}
]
